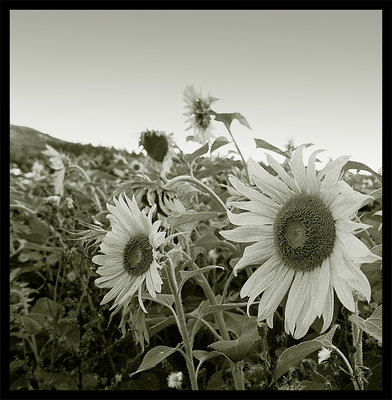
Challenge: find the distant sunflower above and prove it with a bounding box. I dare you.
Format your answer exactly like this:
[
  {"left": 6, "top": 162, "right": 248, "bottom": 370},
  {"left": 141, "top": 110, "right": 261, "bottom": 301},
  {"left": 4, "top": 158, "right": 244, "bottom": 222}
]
[
  {"left": 139, "top": 129, "right": 173, "bottom": 175},
  {"left": 93, "top": 194, "right": 166, "bottom": 312},
  {"left": 183, "top": 85, "right": 217, "bottom": 144},
  {"left": 220, "top": 147, "right": 380, "bottom": 339}
]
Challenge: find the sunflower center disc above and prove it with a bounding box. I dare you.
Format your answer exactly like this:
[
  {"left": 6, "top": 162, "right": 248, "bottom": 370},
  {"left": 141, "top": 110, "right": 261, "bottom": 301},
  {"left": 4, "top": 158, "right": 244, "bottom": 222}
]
[
  {"left": 273, "top": 194, "right": 336, "bottom": 271},
  {"left": 123, "top": 234, "right": 153, "bottom": 276}
]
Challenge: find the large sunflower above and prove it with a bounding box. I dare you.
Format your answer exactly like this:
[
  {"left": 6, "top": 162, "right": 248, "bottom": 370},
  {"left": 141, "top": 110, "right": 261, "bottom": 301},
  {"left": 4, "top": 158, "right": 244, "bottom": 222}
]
[
  {"left": 220, "top": 147, "right": 380, "bottom": 339},
  {"left": 183, "top": 85, "right": 217, "bottom": 144},
  {"left": 93, "top": 194, "right": 165, "bottom": 313}
]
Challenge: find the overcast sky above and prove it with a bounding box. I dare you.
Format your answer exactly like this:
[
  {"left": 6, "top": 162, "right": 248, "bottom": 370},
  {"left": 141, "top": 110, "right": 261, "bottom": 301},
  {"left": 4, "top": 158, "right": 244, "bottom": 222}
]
[{"left": 10, "top": 10, "right": 382, "bottom": 171}]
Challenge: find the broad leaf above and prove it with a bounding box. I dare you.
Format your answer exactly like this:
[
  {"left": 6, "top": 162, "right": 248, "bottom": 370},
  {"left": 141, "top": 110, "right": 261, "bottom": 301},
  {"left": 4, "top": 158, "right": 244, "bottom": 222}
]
[
  {"left": 209, "top": 318, "right": 259, "bottom": 362},
  {"left": 349, "top": 305, "right": 382, "bottom": 345},
  {"left": 147, "top": 316, "right": 177, "bottom": 337},
  {"left": 254, "top": 138, "right": 289, "bottom": 158},
  {"left": 31, "top": 297, "right": 64, "bottom": 319},
  {"left": 179, "top": 265, "right": 225, "bottom": 292},
  {"left": 211, "top": 136, "right": 230, "bottom": 153},
  {"left": 184, "top": 142, "right": 209, "bottom": 164},
  {"left": 166, "top": 211, "right": 219, "bottom": 228},
  {"left": 342, "top": 161, "right": 382, "bottom": 182},
  {"left": 194, "top": 234, "right": 225, "bottom": 252},
  {"left": 213, "top": 112, "right": 252, "bottom": 131},
  {"left": 275, "top": 324, "right": 339, "bottom": 379},
  {"left": 193, "top": 350, "right": 230, "bottom": 375},
  {"left": 129, "top": 346, "right": 178, "bottom": 377}
]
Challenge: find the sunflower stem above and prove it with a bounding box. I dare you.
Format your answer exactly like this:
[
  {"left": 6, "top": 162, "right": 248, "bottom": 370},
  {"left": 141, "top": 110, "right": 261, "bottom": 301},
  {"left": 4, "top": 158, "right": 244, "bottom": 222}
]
[
  {"left": 351, "top": 301, "right": 365, "bottom": 390},
  {"left": 165, "top": 175, "right": 227, "bottom": 212},
  {"left": 184, "top": 255, "right": 245, "bottom": 390},
  {"left": 166, "top": 259, "right": 198, "bottom": 390},
  {"left": 332, "top": 345, "right": 360, "bottom": 390}
]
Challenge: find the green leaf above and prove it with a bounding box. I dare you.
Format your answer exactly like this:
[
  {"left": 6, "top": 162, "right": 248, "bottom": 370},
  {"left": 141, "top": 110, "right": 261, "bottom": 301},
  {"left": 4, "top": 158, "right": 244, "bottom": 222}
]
[
  {"left": 370, "top": 244, "right": 382, "bottom": 258},
  {"left": 275, "top": 324, "right": 339, "bottom": 379},
  {"left": 166, "top": 211, "right": 219, "bottom": 228},
  {"left": 179, "top": 265, "right": 225, "bottom": 292},
  {"left": 184, "top": 142, "right": 209, "bottom": 164},
  {"left": 129, "top": 346, "right": 178, "bottom": 377},
  {"left": 211, "top": 136, "right": 230, "bottom": 153},
  {"left": 21, "top": 314, "right": 44, "bottom": 335},
  {"left": 209, "top": 318, "right": 259, "bottom": 362},
  {"left": 213, "top": 112, "right": 252, "bottom": 131},
  {"left": 342, "top": 161, "right": 382, "bottom": 182},
  {"left": 299, "top": 380, "right": 326, "bottom": 390},
  {"left": 147, "top": 316, "right": 177, "bottom": 337},
  {"left": 349, "top": 305, "right": 382, "bottom": 344},
  {"left": 193, "top": 234, "right": 225, "bottom": 252},
  {"left": 254, "top": 138, "right": 289, "bottom": 158},
  {"left": 26, "top": 215, "right": 50, "bottom": 244},
  {"left": 31, "top": 297, "right": 65, "bottom": 319},
  {"left": 361, "top": 261, "right": 382, "bottom": 303},
  {"left": 193, "top": 350, "right": 230, "bottom": 371}
]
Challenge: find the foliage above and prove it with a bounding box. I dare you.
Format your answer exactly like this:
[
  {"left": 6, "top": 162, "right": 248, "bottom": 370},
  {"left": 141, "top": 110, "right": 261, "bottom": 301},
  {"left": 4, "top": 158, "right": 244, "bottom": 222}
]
[{"left": 9, "top": 89, "right": 382, "bottom": 391}]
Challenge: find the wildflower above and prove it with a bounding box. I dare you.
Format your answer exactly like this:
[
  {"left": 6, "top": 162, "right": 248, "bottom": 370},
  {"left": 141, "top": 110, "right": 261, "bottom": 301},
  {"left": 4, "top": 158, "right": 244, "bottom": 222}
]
[
  {"left": 66, "top": 270, "right": 77, "bottom": 282},
  {"left": 93, "top": 194, "right": 166, "bottom": 313},
  {"left": 10, "top": 167, "right": 22, "bottom": 176},
  {"left": 167, "top": 371, "right": 183, "bottom": 389},
  {"left": 318, "top": 347, "right": 331, "bottom": 364},
  {"left": 65, "top": 197, "right": 74, "bottom": 209},
  {"left": 183, "top": 85, "right": 217, "bottom": 144},
  {"left": 129, "top": 159, "right": 144, "bottom": 174},
  {"left": 220, "top": 146, "right": 380, "bottom": 339},
  {"left": 46, "top": 195, "right": 61, "bottom": 207}
]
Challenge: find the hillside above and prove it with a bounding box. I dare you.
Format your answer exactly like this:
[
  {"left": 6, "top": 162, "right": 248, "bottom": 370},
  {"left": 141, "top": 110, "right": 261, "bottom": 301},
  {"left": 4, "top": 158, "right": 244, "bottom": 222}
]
[{"left": 10, "top": 125, "right": 137, "bottom": 171}]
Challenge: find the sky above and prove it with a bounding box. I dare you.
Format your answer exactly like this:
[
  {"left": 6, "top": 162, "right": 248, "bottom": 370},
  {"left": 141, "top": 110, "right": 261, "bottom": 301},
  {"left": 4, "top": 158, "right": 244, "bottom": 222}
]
[{"left": 10, "top": 10, "right": 382, "bottom": 171}]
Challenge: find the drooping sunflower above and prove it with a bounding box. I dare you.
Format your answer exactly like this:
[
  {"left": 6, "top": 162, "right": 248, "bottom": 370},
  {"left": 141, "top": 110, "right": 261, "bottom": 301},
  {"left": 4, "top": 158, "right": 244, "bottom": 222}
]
[
  {"left": 139, "top": 129, "right": 173, "bottom": 175},
  {"left": 220, "top": 146, "right": 380, "bottom": 339},
  {"left": 183, "top": 85, "right": 217, "bottom": 144},
  {"left": 93, "top": 193, "right": 166, "bottom": 313}
]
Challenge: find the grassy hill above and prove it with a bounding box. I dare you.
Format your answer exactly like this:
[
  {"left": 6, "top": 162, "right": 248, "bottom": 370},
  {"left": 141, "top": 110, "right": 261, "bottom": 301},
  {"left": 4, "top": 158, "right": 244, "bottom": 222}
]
[{"left": 10, "top": 125, "right": 137, "bottom": 171}]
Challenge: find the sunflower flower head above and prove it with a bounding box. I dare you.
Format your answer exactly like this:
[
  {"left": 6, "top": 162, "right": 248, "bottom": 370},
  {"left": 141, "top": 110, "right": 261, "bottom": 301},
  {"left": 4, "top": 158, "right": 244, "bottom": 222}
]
[
  {"left": 220, "top": 146, "right": 381, "bottom": 339},
  {"left": 183, "top": 85, "right": 218, "bottom": 144},
  {"left": 93, "top": 193, "right": 166, "bottom": 313},
  {"left": 139, "top": 129, "right": 173, "bottom": 175}
]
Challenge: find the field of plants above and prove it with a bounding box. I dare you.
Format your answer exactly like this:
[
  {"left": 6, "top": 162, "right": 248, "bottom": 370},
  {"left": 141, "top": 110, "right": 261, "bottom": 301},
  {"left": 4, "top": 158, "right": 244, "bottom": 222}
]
[{"left": 9, "top": 87, "right": 382, "bottom": 392}]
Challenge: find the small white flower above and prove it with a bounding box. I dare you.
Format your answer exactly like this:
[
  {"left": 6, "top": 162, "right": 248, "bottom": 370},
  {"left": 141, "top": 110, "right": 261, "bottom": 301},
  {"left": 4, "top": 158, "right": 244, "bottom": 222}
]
[
  {"left": 10, "top": 167, "right": 22, "bottom": 176},
  {"left": 47, "top": 195, "right": 61, "bottom": 207},
  {"left": 318, "top": 347, "right": 331, "bottom": 364},
  {"left": 167, "top": 371, "right": 183, "bottom": 389},
  {"left": 114, "top": 373, "right": 122, "bottom": 383},
  {"left": 65, "top": 197, "right": 74, "bottom": 209}
]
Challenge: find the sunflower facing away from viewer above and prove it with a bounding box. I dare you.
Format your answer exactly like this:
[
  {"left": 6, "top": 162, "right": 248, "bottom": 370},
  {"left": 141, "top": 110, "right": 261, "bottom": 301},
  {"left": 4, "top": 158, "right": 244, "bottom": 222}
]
[
  {"left": 183, "top": 85, "right": 217, "bottom": 144},
  {"left": 220, "top": 146, "right": 381, "bottom": 339},
  {"left": 93, "top": 194, "right": 166, "bottom": 313}
]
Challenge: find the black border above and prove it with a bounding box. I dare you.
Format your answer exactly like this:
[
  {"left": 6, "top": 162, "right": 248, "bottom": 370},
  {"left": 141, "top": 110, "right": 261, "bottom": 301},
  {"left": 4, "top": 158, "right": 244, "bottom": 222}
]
[{"left": 2, "top": 2, "right": 391, "bottom": 399}]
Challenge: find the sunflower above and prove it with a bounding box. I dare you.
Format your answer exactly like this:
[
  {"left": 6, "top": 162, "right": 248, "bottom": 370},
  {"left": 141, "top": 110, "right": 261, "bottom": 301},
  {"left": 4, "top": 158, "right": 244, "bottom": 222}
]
[
  {"left": 183, "top": 85, "right": 217, "bottom": 144},
  {"left": 220, "top": 146, "right": 381, "bottom": 339},
  {"left": 93, "top": 193, "right": 166, "bottom": 313},
  {"left": 139, "top": 129, "right": 173, "bottom": 175}
]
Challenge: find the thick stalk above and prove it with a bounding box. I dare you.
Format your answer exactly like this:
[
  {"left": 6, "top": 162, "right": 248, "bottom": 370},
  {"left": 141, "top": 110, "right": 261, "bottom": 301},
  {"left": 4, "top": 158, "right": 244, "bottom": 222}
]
[
  {"left": 185, "top": 257, "right": 244, "bottom": 389},
  {"left": 165, "top": 175, "right": 227, "bottom": 212},
  {"left": 351, "top": 302, "right": 364, "bottom": 390},
  {"left": 332, "top": 345, "right": 360, "bottom": 390},
  {"left": 166, "top": 261, "right": 198, "bottom": 390}
]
